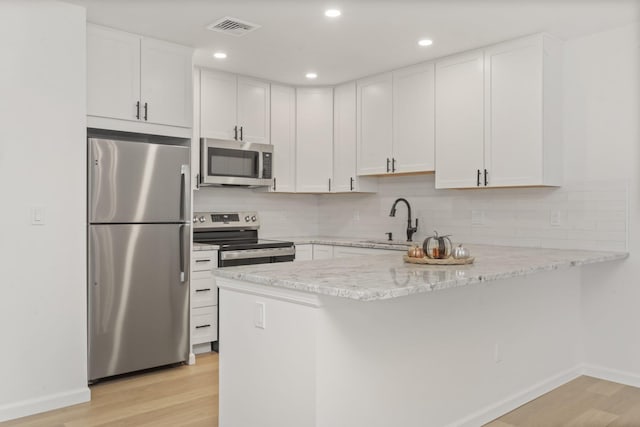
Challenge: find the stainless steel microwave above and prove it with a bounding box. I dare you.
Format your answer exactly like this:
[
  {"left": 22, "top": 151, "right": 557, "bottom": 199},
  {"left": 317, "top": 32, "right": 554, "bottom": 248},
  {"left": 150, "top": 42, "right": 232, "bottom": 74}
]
[{"left": 200, "top": 138, "right": 273, "bottom": 187}]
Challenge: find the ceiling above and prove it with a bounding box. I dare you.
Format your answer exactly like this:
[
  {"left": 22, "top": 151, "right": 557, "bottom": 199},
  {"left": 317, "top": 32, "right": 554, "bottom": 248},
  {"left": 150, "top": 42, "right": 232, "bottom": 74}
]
[{"left": 66, "top": 0, "right": 639, "bottom": 86}]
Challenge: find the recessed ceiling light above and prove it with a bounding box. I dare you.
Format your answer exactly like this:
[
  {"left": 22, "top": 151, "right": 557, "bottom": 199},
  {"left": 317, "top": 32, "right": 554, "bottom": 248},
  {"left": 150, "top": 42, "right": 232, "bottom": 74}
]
[
  {"left": 418, "top": 39, "right": 433, "bottom": 47},
  {"left": 306, "top": 72, "right": 318, "bottom": 79},
  {"left": 324, "top": 9, "right": 341, "bottom": 18},
  {"left": 213, "top": 52, "right": 227, "bottom": 59}
]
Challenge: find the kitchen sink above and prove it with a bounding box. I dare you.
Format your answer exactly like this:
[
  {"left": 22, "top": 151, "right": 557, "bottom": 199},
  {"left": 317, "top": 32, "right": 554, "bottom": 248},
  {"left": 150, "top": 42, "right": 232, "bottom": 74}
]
[{"left": 359, "top": 239, "right": 414, "bottom": 247}]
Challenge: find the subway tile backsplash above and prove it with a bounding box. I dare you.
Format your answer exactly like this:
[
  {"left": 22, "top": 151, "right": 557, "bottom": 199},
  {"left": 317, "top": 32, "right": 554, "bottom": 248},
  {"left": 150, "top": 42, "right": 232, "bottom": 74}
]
[
  {"left": 194, "top": 175, "right": 628, "bottom": 252},
  {"left": 318, "top": 175, "right": 628, "bottom": 252}
]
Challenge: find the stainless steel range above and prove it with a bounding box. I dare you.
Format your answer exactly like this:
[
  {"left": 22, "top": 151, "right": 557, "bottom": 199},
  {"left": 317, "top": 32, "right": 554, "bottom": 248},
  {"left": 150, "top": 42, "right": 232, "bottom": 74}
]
[
  {"left": 192, "top": 211, "right": 294, "bottom": 352},
  {"left": 193, "top": 211, "right": 295, "bottom": 266}
]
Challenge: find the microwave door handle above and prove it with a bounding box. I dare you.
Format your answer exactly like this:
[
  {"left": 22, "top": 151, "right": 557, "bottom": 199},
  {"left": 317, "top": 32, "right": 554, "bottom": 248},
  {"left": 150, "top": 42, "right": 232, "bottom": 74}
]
[
  {"left": 180, "top": 164, "right": 189, "bottom": 221},
  {"left": 258, "top": 152, "right": 264, "bottom": 179}
]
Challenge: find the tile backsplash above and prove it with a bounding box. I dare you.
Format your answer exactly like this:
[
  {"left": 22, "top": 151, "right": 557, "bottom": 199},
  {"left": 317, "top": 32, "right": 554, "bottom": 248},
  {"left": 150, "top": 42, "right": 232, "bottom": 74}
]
[
  {"left": 194, "top": 175, "right": 628, "bottom": 252},
  {"left": 318, "top": 175, "right": 628, "bottom": 252}
]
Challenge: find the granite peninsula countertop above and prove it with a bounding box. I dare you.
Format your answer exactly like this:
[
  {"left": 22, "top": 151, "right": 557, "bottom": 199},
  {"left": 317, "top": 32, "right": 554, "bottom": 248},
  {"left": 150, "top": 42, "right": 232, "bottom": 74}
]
[{"left": 213, "top": 243, "right": 628, "bottom": 301}]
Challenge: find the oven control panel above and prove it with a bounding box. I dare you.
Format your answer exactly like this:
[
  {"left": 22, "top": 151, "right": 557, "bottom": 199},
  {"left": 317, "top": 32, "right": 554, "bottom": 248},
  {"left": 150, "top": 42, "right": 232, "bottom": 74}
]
[{"left": 193, "top": 211, "right": 260, "bottom": 229}]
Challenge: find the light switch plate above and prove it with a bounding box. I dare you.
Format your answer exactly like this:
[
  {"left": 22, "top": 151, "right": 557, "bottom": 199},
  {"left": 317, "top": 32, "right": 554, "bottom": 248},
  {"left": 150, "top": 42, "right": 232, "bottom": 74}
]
[{"left": 31, "top": 207, "right": 45, "bottom": 225}]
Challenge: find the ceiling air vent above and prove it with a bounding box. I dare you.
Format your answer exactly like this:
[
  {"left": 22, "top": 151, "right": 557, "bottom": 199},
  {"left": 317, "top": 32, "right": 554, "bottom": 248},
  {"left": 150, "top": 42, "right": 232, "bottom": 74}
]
[{"left": 206, "top": 17, "right": 261, "bottom": 37}]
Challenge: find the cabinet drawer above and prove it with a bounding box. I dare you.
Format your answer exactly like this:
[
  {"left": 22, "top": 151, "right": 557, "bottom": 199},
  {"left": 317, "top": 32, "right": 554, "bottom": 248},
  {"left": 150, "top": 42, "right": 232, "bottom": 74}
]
[
  {"left": 192, "top": 250, "right": 217, "bottom": 272},
  {"left": 191, "top": 273, "right": 217, "bottom": 308},
  {"left": 191, "top": 306, "right": 217, "bottom": 344}
]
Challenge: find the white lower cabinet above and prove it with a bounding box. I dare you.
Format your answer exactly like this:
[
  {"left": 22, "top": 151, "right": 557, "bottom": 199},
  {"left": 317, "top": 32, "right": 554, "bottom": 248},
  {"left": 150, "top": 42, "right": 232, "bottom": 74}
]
[
  {"left": 294, "top": 244, "right": 313, "bottom": 261},
  {"left": 190, "top": 250, "right": 218, "bottom": 356}
]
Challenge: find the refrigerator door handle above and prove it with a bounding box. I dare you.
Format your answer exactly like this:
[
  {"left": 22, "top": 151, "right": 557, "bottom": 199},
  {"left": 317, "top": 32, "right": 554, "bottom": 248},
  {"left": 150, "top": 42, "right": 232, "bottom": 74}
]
[
  {"left": 180, "top": 164, "right": 190, "bottom": 222},
  {"left": 179, "top": 224, "right": 190, "bottom": 283}
]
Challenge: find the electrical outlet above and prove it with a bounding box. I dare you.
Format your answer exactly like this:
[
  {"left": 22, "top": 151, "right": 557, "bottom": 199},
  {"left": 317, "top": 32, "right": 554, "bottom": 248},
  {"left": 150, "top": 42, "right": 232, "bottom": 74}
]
[
  {"left": 471, "top": 210, "right": 484, "bottom": 226},
  {"left": 550, "top": 210, "right": 562, "bottom": 227},
  {"left": 254, "top": 302, "right": 266, "bottom": 329}
]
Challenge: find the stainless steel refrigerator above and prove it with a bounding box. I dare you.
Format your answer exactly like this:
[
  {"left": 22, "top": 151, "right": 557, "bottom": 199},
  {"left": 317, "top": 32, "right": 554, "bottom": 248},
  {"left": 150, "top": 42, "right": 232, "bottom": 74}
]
[{"left": 88, "top": 135, "right": 190, "bottom": 382}]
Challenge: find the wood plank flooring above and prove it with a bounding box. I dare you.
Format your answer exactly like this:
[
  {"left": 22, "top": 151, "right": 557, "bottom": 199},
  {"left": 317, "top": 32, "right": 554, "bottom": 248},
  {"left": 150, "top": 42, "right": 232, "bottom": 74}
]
[
  {"left": 3, "top": 354, "right": 640, "bottom": 427},
  {"left": 0, "top": 353, "right": 218, "bottom": 427},
  {"left": 485, "top": 375, "right": 640, "bottom": 427}
]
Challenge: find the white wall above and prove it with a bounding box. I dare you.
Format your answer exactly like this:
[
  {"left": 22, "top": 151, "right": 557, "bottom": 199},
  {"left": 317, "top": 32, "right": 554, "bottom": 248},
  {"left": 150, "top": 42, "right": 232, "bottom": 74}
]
[
  {"left": 562, "top": 23, "right": 640, "bottom": 384},
  {"left": 0, "top": 1, "right": 89, "bottom": 421}
]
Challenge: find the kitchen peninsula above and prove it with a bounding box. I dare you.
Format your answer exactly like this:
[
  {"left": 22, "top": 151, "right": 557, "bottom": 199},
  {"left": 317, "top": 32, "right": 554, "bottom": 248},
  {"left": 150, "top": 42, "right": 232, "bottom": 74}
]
[{"left": 214, "top": 244, "right": 627, "bottom": 427}]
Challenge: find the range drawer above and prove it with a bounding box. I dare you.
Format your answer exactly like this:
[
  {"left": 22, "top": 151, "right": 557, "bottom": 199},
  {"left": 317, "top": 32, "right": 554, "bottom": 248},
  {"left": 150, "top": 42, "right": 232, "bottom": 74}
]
[
  {"left": 191, "top": 272, "right": 217, "bottom": 308},
  {"left": 192, "top": 250, "right": 217, "bottom": 272},
  {"left": 191, "top": 306, "right": 217, "bottom": 344}
]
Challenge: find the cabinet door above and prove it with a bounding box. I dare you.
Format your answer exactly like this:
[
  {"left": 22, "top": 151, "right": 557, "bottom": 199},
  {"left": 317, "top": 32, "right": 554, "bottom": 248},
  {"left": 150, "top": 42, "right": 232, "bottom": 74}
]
[
  {"left": 270, "top": 84, "right": 296, "bottom": 192},
  {"left": 140, "top": 38, "right": 193, "bottom": 128},
  {"left": 357, "top": 73, "right": 393, "bottom": 175},
  {"left": 435, "top": 50, "right": 485, "bottom": 189},
  {"left": 295, "top": 88, "right": 333, "bottom": 193},
  {"left": 200, "top": 69, "right": 237, "bottom": 140},
  {"left": 393, "top": 62, "right": 435, "bottom": 173},
  {"left": 484, "top": 37, "right": 543, "bottom": 187},
  {"left": 333, "top": 82, "right": 357, "bottom": 192},
  {"left": 87, "top": 25, "right": 141, "bottom": 121},
  {"left": 237, "top": 77, "right": 270, "bottom": 144}
]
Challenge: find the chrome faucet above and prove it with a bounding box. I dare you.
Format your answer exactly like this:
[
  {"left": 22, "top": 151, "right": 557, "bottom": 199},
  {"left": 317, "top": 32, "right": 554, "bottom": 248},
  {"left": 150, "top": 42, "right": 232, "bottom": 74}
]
[{"left": 389, "top": 198, "right": 418, "bottom": 242}]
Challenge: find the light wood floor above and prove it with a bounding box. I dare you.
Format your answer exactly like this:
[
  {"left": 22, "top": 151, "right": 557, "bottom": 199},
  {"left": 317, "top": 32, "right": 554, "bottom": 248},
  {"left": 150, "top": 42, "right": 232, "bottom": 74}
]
[
  {"left": 1, "top": 353, "right": 218, "bottom": 427},
  {"left": 3, "top": 354, "right": 640, "bottom": 426}
]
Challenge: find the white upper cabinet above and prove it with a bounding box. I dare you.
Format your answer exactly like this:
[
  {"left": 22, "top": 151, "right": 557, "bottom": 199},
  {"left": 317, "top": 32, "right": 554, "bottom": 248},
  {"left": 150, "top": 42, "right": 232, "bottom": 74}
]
[
  {"left": 200, "top": 70, "right": 237, "bottom": 140},
  {"left": 357, "top": 66, "right": 435, "bottom": 176},
  {"left": 140, "top": 38, "right": 193, "bottom": 128},
  {"left": 392, "top": 62, "right": 435, "bottom": 173},
  {"left": 334, "top": 82, "right": 377, "bottom": 193},
  {"left": 237, "top": 77, "right": 271, "bottom": 144},
  {"left": 296, "top": 88, "right": 333, "bottom": 193},
  {"left": 483, "top": 35, "right": 562, "bottom": 187},
  {"left": 357, "top": 73, "right": 393, "bottom": 175},
  {"left": 435, "top": 50, "right": 485, "bottom": 188},
  {"left": 87, "top": 24, "right": 192, "bottom": 130},
  {"left": 200, "top": 69, "right": 270, "bottom": 144},
  {"left": 87, "top": 25, "right": 140, "bottom": 122},
  {"left": 270, "top": 84, "right": 296, "bottom": 192},
  {"left": 435, "top": 34, "right": 562, "bottom": 189}
]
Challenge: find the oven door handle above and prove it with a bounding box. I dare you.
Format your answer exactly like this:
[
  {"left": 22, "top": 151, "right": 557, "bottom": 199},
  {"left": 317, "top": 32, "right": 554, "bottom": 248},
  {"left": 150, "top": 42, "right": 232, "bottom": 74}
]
[{"left": 220, "top": 246, "right": 295, "bottom": 261}]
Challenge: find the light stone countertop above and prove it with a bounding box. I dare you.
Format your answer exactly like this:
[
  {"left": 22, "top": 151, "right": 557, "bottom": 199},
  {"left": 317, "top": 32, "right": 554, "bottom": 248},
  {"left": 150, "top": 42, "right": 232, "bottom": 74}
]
[{"left": 213, "top": 243, "right": 628, "bottom": 301}]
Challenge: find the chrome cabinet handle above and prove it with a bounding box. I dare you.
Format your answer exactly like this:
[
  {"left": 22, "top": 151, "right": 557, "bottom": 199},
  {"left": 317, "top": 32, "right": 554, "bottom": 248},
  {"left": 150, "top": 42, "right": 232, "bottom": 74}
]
[
  {"left": 392, "top": 158, "right": 396, "bottom": 173},
  {"left": 195, "top": 288, "right": 211, "bottom": 292},
  {"left": 484, "top": 169, "right": 488, "bottom": 186},
  {"left": 328, "top": 178, "right": 331, "bottom": 192},
  {"left": 239, "top": 126, "right": 243, "bottom": 141},
  {"left": 143, "top": 102, "right": 148, "bottom": 121},
  {"left": 195, "top": 259, "right": 210, "bottom": 263},
  {"left": 135, "top": 101, "right": 140, "bottom": 119},
  {"left": 386, "top": 158, "right": 390, "bottom": 173},
  {"left": 234, "top": 126, "right": 238, "bottom": 140},
  {"left": 195, "top": 324, "right": 211, "bottom": 329},
  {"left": 477, "top": 169, "right": 481, "bottom": 187},
  {"left": 350, "top": 177, "right": 354, "bottom": 191}
]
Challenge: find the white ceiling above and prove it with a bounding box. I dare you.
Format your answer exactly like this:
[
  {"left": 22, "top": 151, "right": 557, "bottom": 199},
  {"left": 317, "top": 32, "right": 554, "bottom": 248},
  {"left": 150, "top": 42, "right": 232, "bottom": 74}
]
[{"left": 66, "top": 0, "right": 640, "bottom": 86}]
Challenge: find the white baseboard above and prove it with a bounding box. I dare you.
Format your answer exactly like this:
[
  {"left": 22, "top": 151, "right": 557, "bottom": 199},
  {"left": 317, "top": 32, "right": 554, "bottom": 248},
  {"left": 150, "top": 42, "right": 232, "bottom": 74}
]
[
  {"left": 446, "top": 366, "right": 583, "bottom": 427},
  {"left": 583, "top": 364, "right": 640, "bottom": 389},
  {"left": 0, "top": 387, "right": 91, "bottom": 423}
]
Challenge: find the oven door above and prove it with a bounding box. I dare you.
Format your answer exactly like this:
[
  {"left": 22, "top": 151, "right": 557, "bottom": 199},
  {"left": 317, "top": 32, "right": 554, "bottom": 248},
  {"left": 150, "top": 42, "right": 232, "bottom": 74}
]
[
  {"left": 200, "top": 138, "right": 273, "bottom": 187},
  {"left": 219, "top": 246, "right": 295, "bottom": 267}
]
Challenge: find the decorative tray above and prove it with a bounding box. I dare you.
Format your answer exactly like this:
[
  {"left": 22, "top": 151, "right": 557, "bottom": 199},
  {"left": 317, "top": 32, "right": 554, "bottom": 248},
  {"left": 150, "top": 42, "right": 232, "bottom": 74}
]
[{"left": 403, "top": 255, "right": 475, "bottom": 265}]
